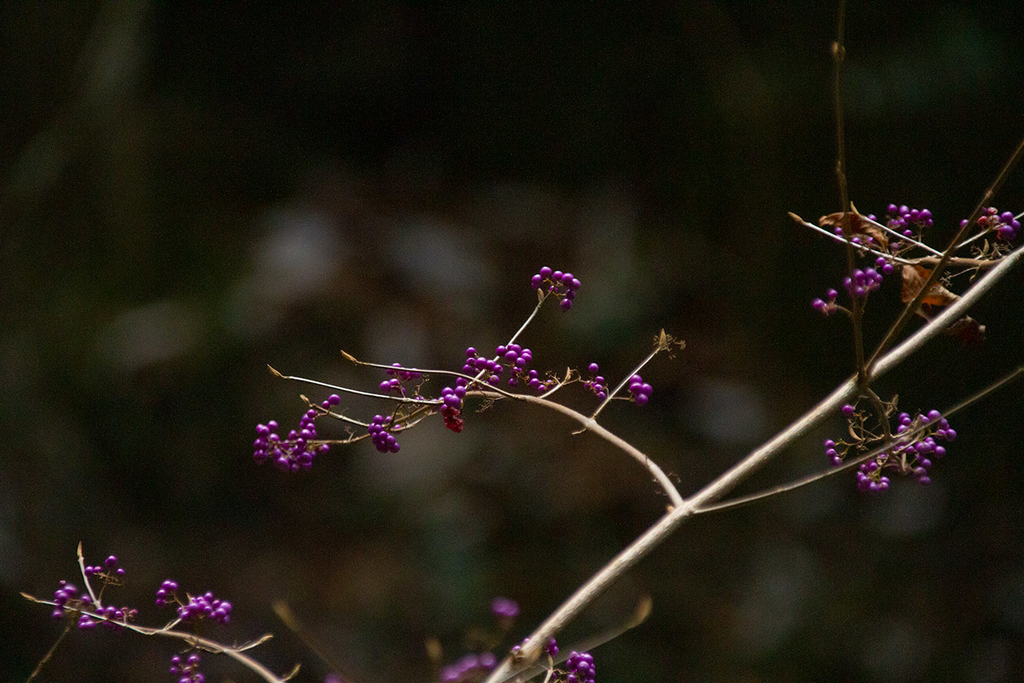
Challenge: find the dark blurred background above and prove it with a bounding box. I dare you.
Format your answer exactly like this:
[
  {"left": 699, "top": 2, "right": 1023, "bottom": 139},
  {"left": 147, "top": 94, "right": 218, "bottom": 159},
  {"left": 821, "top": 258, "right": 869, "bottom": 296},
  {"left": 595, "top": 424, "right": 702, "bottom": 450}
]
[{"left": 3, "top": 2, "right": 1024, "bottom": 681}]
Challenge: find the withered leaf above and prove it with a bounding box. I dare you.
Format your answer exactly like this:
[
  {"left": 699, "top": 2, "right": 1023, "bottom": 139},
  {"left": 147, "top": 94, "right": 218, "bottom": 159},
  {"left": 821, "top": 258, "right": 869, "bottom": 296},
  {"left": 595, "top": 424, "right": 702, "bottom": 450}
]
[
  {"left": 942, "top": 315, "right": 986, "bottom": 344},
  {"left": 819, "top": 211, "right": 889, "bottom": 252},
  {"left": 900, "top": 265, "right": 959, "bottom": 306},
  {"left": 901, "top": 265, "right": 986, "bottom": 344}
]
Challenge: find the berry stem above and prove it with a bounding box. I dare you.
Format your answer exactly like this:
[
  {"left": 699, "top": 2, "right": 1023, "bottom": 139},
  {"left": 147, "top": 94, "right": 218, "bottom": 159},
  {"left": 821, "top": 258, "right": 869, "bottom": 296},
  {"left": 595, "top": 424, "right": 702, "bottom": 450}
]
[
  {"left": 336, "top": 355, "right": 521, "bottom": 400},
  {"left": 505, "top": 291, "right": 547, "bottom": 350},
  {"left": 269, "top": 365, "right": 437, "bottom": 406},
  {"left": 476, "top": 390, "right": 684, "bottom": 509},
  {"left": 75, "top": 542, "right": 99, "bottom": 607},
  {"left": 788, "top": 213, "right": 916, "bottom": 265},
  {"left": 588, "top": 344, "right": 662, "bottom": 423}
]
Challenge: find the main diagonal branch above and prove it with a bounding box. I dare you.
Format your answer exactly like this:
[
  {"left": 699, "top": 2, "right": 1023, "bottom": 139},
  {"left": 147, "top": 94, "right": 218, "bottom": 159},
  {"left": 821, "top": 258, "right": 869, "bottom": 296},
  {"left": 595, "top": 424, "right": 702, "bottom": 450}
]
[{"left": 484, "top": 243, "right": 1024, "bottom": 683}]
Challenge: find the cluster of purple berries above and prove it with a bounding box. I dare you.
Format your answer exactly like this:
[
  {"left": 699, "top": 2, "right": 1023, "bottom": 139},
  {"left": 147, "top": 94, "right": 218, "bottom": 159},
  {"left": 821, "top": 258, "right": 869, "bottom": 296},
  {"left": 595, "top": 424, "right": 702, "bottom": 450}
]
[
  {"left": 827, "top": 407, "right": 955, "bottom": 492},
  {"left": 812, "top": 255, "right": 893, "bottom": 313},
  {"left": 169, "top": 653, "right": 204, "bottom": 683},
  {"left": 51, "top": 580, "right": 89, "bottom": 624},
  {"left": 85, "top": 554, "right": 126, "bottom": 581},
  {"left": 583, "top": 363, "right": 608, "bottom": 399},
  {"left": 531, "top": 266, "right": 582, "bottom": 311},
  {"left": 254, "top": 395, "right": 339, "bottom": 471},
  {"left": 154, "top": 579, "right": 179, "bottom": 608},
  {"left": 379, "top": 362, "right": 422, "bottom": 396},
  {"left": 628, "top": 374, "right": 653, "bottom": 406},
  {"left": 891, "top": 409, "right": 955, "bottom": 487},
  {"left": 156, "top": 580, "right": 232, "bottom": 625},
  {"left": 967, "top": 207, "right": 1020, "bottom": 241},
  {"left": 524, "top": 369, "right": 557, "bottom": 394},
  {"left": 87, "top": 603, "right": 137, "bottom": 631},
  {"left": 843, "top": 266, "right": 884, "bottom": 299},
  {"left": 367, "top": 414, "right": 401, "bottom": 453},
  {"left": 439, "top": 381, "right": 468, "bottom": 432},
  {"left": 565, "top": 651, "right": 597, "bottom": 683},
  {"left": 52, "top": 567, "right": 138, "bottom": 630},
  {"left": 439, "top": 652, "right": 497, "bottom": 682},
  {"left": 881, "top": 204, "right": 934, "bottom": 238},
  {"left": 462, "top": 344, "right": 535, "bottom": 388},
  {"left": 179, "top": 591, "right": 232, "bottom": 625},
  {"left": 854, "top": 459, "right": 891, "bottom": 493}
]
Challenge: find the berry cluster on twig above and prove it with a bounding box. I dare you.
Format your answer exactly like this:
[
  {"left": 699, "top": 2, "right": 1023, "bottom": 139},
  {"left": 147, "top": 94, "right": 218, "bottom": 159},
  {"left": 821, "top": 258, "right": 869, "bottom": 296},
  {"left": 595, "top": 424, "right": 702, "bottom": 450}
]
[
  {"left": 531, "top": 266, "right": 582, "bottom": 311},
  {"left": 825, "top": 402, "right": 956, "bottom": 493}
]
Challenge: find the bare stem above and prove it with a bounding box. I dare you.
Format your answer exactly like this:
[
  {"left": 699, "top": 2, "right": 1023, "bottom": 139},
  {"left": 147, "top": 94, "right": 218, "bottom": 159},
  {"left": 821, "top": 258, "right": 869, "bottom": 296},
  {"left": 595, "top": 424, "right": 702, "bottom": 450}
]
[
  {"left": 789, "top": 214, "right": 916, "bottom": 264},
  {"left": 477, "top": 391, "right": 683, "bottom": 509},
  {"left": 788, "top": 213, "right": 1003, "bottom": 269},
  {"left": 76, "top": 542, "right": 98, "bottom": 606},
  {"left": 26, "top": 622, "right": 72, "bottom": 682},
  {"left": 269, "top": 365, "right": 443, "bottom": 406},
  {"left": 588, "top": 349, "right": 658, "bottom": 423}
]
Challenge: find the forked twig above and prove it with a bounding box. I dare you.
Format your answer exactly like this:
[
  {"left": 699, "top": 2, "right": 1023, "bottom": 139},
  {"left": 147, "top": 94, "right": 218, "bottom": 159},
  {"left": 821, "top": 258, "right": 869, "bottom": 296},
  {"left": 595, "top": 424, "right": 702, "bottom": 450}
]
[{"left": 21, "top": 592, "right": 289, "bottom": 683}]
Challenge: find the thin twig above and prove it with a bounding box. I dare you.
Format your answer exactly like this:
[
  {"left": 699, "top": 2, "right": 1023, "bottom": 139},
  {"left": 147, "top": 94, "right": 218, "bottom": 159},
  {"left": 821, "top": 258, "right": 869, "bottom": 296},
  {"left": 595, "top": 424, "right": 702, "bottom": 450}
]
[
  {"left": 334, "top": 356, "right": 524, "bottom": 401},
  {"left": 274, "top": 601, "right": 359, "bottom": 683},
  {"left": 476, "top": 391, "right": 684, "bottom": 509},
  {"left": 588, "top": 350, "right": 657, "bottom": 423},
  {"left": 26, "top": 622, "right": 72, "bottom": 682},
  {"left": 493, "top": 596, "right": 652, "bottom": 683},
  {"left": 21, "top": 592, "right": 288, "bottom": 683},
  {"left": 857, "top": 211, "right": 943, "bottom": 256},
  {"left": 76, "top": 543, "right": 98, "bottom": 606},
  {"left": 789, "top": 213, "right": 1003, "bottom": 269},
  {"left": 790, "top": 213, "right": 915, "bottom": 265},
  {"left": 269, "top": 365, "right": 443, "bottom": 406}
]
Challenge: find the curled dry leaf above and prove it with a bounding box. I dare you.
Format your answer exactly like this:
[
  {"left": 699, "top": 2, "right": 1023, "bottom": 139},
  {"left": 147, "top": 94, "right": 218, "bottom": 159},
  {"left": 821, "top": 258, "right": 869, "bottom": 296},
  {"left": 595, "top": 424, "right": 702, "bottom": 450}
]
[
  {"left": 819, "top": 211, "right": 889, "bottom": 252},
  {"left": 900, "top": 265, "right": 959, "bottom": 307},
  {"left": 900, "top": 265, "right": 986, "bottom": 343}
]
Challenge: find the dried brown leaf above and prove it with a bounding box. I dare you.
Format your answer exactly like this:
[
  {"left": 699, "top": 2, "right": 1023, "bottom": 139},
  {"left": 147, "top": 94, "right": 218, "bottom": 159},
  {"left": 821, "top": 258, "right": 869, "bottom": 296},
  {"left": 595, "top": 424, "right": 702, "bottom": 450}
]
[
  {"left": 819, "top": 212, "right": 889, "bottom": 252},
  {"left": 901, "top": 266, "right": 986, "bottom": 343},
  {"left": 900, "top": 265, "right": 959, "bottom": 307}
]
